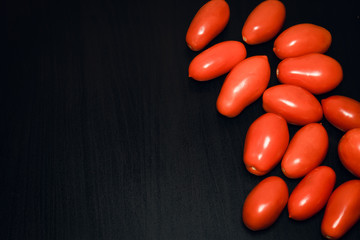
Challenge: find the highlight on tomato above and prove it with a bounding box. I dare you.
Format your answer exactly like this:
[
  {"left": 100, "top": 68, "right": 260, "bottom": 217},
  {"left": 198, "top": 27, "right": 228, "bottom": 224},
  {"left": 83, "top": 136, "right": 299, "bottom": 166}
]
[
  {"left": 243, "top": 113, "right": 289, "bottom": 176},
  {"left": 242, "top": 0, "right": 286, "bottom": 45},
  {"left": 216, "top": 55, "right": 270, "bottom": 118},
  {"left": 276, "top": 53, "right": 343, "bottom": 94},
  {"left": 287, "top": 166, "right": 336, "bottom": 221},
  {"left": 262, "top": 84, "right": 323, "bottom": 125},
  {"left": 188, "top": 41, "right": 247, "bottom": 81},
  {"left": 186, "top": 0, "right": 230, "bottom": 51},
  {"left": 321, "top": 95, "right": 360, "bottom": 131},
  {"left": 321, "top": 180, "right": 360, "bottom": 239},
  {"left": 281, "top": 123, "right": 328, "bottom": 179},
  {"left": 242, "top": 176, "right": 289, "bottom": 231},
  {"left": 338, "top": 128, "right": 360, "bottom": 178},
  {"left": 273, "top": 23, "right": 332, "bottom": 59}
]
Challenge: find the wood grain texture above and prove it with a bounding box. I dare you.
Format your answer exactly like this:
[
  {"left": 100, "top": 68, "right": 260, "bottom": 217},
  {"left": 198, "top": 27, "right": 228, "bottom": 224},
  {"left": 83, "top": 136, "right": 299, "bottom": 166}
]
[{"left": 1, "top": 0, "right": 359, "bottom": 239}]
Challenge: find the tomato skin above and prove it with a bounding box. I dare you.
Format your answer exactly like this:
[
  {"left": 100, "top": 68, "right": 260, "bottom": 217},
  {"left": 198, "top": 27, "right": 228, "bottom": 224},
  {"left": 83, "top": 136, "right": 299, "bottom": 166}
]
[
  {"left": 288, "top": 166, "right": 336, "bottom": 221},
  {"left": 273, "top": 23, "right": 332, "bottom": 59},
  {"left": 244, "top": 113, "right": 289, "bottom": 176},
  {"left": 281, "top": 123, "right": 328, "bottom": 178},
  {"left": 186, "top": 0, "right": 230, "bottom": 51},
  {"left": 321, "top": 95, "right": 360, "bottom": 132},
  {"left": 321, "top": 180, "right": 360, "bottom": 239},
  {"left": 242, "top": 0, "right": 286, "bottom": 45},
  {"left": 262, "top": 84, "right": 323, "bottom": 125},
  {"left": 338, "top": 128, "right": 360, "bottom": 178},
  {"left": 242, "top": 176, "right": 288, "bottom": 231},
  {"left": 216, "top": 55, "right": 270, "bottom": 118},
  {"left": 188, "top": 41, "right": 247, "bottom": 81},
  {"left": 277, "top": 53, "right": 343, "bottom": 94}
]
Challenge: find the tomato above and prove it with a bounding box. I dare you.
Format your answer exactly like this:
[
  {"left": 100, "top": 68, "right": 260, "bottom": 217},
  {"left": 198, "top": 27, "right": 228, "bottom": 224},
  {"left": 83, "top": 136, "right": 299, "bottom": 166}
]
[
  {"left": 321, "top": 95, "right": 360, "bottom": 131},
  {"left": 188, "top": 41, "right": 247, "bottom": 81},
  {"left": 262, "top": 84, "right": 323, "bottom": 125},
  {"left": 321, "top": 180, "right": 360, "bottom": 239},
  {"left": 216, "top": 55, "right": 270, "bottom": 118},
  {"left": 288, "top": 166, "right": 336, "bottom": 221},
  {"left": 242, "top": 0, "right": 286, "bottom": 45},
  {"left": 242, "top": 176, "right": 288, "bottom": 231},
  {"left": 244, "top": 113, "right": 289, "bottom": 176},
  {"left": 273, "top": 23, "right": 332, "bottom": 59},
  {"left": 281, "top": 123, "right": 328, "bottom": 178},
  {"left": 186, "top": 0, "right": 230, "bottom": 51},
  {"left": 338, "top": 128, "right": 360, "bottom": 178},
  {"left": 276, "top": 53, "right": 343, "bottom": 94}
]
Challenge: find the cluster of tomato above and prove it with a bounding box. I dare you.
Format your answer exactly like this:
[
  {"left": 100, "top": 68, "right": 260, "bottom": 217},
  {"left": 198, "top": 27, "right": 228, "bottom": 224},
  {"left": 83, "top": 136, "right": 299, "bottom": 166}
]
[{"left": 185, "top": 0, "right": 360, "bottom": 239}]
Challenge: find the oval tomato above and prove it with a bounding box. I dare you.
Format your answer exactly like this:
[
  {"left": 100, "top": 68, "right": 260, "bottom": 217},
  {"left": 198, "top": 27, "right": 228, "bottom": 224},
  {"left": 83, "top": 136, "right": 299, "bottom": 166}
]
[
  {"left": 338, "top": 128, "right": 360, "bottom": 178},
  {"left": 281, "top": 123, "right": 328, "bottom": 178},
  {"left": 273, "top": 23, "right": 332, "bottom": 59},
  {"left": 277, "top": 53, "right": 343, "bottom": 94},
  {"left": 188, "top": 41, "right": 247, "bottom": 81},
  {"left": 186, "top": 0, "right": 230, "bottom": 51},
  {"left": 242, "top": 0, "right": 286, "bottom": 45},
  {"left": 242, "top": 176, "right": 288, "bottom": 231},
  {"left": 262, "top": 84, "right": 323, "bottom": 125},
  {"left": 321, "top": 95, "right": 360, "bottom": 131},
  {"left": 216, "top": 55, "right": 270, "bottom": 118},
  {"left": 288, "top": 166, "right": 336, "bottom": 221},
  {"left": 244, "top": 113, "right": 289, "bottom": 176},
  {"left": 321, "top": 180, "right": 360, "bottom": 239}
]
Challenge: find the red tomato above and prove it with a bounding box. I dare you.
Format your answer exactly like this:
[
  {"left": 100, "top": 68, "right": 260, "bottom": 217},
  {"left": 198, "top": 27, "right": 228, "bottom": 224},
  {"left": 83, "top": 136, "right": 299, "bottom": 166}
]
[
  {"left": 244, "top": 113, "right": 289, "bottom": 176},
  {"left": 242, "top": 176, "right": 288, "bottom": 231},
  {"left": 186, "top": 0, "right": 230, "bottom": 51},
  {"left": 216, "top": 55, "right": 270, "bottom": 117},
  {"left": 321, "top": 180, "right": 360, "bottom": 239},
  {"left": 277, "top": 53, "right": 343, "bottom": 94},
  {"left": 288, "top": 166, "right": 336, "bottom": 221},
  {"left": 338, "top": 128, "right": 360, "bottom": 178},
  {"left": 273, "top": 23, "right": 332, "bottom": 59},
  {"left": 281, "top": 123, "right": 328, "bottom": 178},
  {"left": 321, "top": 95, "right": 360, "bottom": 131},
  {"left": 242, "top": 0, "right": 286, "bottom": 45},
  {"left": 262, "top": 84, "right": 323, "bottom": 125},
  {"left": 188, "top": 41, "right": 247, "bottom": 81}
]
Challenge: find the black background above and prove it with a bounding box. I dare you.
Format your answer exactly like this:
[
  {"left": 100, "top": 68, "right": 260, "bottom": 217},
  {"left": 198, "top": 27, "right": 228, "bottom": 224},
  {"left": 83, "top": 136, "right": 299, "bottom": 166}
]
[{"left": 1, "top": 0, "right": 360, "bottom": 239}]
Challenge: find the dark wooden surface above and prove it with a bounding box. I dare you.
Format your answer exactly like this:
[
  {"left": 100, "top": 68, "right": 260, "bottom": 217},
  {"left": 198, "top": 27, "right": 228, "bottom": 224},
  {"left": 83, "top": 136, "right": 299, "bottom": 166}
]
[{"left": 1, "top": 0, "right": 360, "bottom": 239}]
